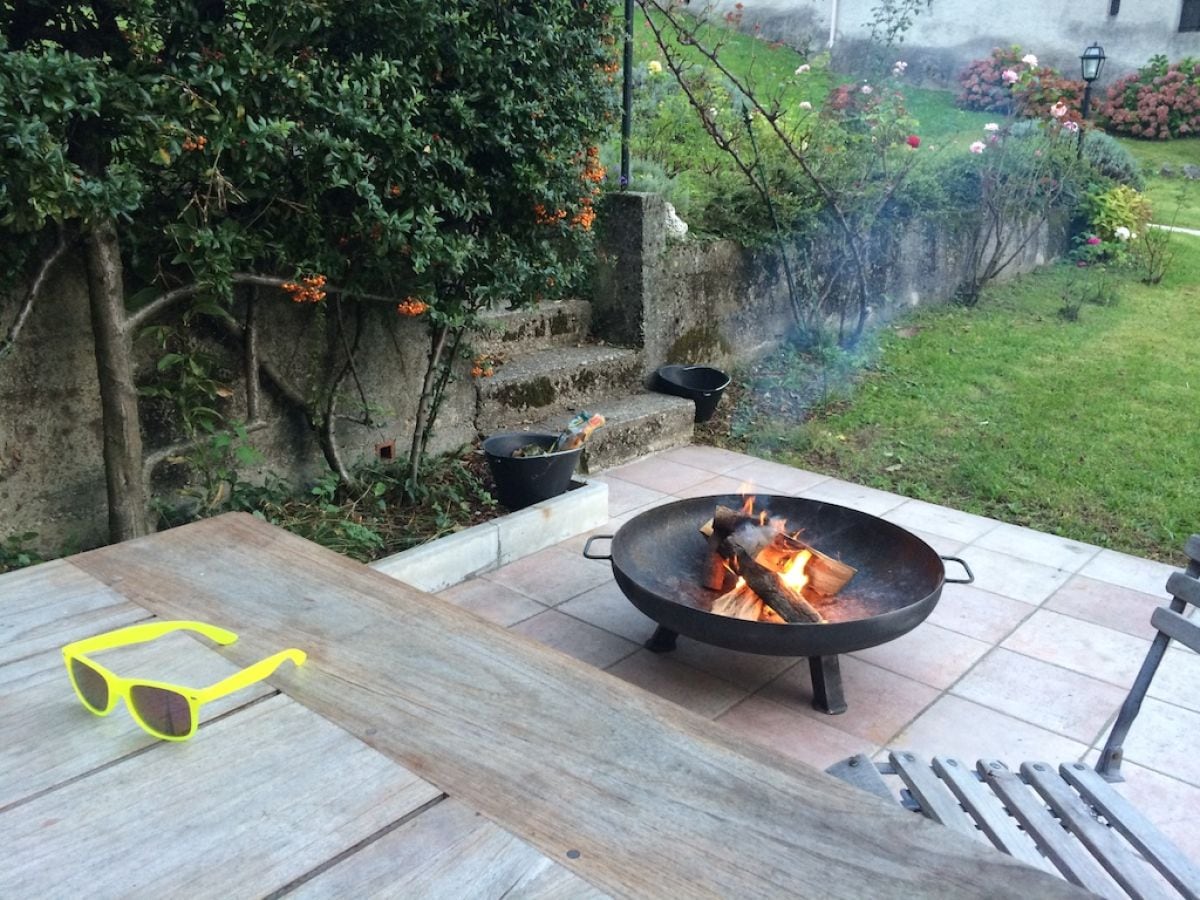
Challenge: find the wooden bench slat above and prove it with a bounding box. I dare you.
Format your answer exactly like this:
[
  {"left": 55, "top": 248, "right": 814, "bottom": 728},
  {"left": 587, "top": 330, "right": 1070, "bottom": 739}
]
[
  {"left": 931, "top": 757, "right": 1050, "bottom": 871},
  {"left": 1021, "top": 762, "right": 1175, "bottom": 900},
  {"left": 1151, "top": 606, "right": 1200, "bottom": 654},
  {"left": 979, "top": 761, "right": 1122, "bottom": 899},
  {"left": 1165, "top": 572, "right": 1200, "bottom": 611},
  {"left": 1060, "top": 762, "right": 1200, "bottom": 900},
  {"left": 890, "top": 751, "right": 979, "bottom": 838}
]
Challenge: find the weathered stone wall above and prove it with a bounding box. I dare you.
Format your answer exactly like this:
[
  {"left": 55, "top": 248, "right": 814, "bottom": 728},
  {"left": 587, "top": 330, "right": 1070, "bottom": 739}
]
[
  {"left": 593, "top": 192, "right": 1066, "bottom": 377},
  {"left": 1, "top": 264, "right": 475, "bottom": 555},
  {"left": 704, "top": 0, "right": 1200, "bottom": 87}
]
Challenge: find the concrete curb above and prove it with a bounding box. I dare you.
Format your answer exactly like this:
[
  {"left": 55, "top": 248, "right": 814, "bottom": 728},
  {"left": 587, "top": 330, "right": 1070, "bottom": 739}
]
[{"left": 370, "top": 479, "right": 609, "bottom": 592}]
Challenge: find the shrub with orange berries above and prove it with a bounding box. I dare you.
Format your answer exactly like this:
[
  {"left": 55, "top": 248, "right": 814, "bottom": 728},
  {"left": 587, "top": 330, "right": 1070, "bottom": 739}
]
[
  {"left": 396, "top": 296, "right": 430, "bottom": 317},
  {"left": 281, "top": 274, "right": 327, "bottom": 303}
]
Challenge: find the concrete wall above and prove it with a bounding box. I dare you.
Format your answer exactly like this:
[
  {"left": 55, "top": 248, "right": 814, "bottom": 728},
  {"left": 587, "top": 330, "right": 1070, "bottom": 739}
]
[
  {"left": 593, "top": 192, "right": 1065, "bottom": 377},
  {"left": 1, "top": 262, "right": 475, "bottom": 555},
  {"left": 711, "top": 0, "right": 1200, "bottom": 87}
]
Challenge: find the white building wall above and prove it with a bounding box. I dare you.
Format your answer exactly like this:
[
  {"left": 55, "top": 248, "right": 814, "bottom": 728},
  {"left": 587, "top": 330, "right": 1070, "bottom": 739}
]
[{"left": 716, "top": 0, "right": 1200, "bottom": 86}]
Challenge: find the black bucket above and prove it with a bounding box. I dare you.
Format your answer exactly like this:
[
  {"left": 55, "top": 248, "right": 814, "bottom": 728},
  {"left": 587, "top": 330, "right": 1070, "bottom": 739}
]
[
  {"left": 654, "top": 365, "right": 731, "bottom": 423},
  {"left": 482, "top": 432, "right": 583, "bottom": 511}
]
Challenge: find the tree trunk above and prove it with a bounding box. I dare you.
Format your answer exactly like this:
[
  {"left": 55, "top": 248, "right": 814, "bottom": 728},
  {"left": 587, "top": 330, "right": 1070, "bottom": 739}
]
[{"left": 84, "top": 218, "right": 149, "bottom": 542}]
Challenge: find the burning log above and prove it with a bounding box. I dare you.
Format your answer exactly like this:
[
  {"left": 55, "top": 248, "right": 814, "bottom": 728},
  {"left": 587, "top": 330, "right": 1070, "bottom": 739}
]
[
  {"left": 759, "top": 533, "right": 857, "bottom": 597},
  {"left": 725, "top": 539, "right": 825, "bottom": 624}
]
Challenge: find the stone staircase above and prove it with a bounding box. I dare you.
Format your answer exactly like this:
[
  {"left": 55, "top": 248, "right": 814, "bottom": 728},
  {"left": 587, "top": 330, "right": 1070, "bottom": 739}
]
[{"left": 473, "top": 299, "right": 694, "bottom": 471}]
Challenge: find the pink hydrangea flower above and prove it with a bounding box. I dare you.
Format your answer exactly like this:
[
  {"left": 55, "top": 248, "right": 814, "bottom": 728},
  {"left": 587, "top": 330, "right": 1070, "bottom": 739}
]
[
  {"left": 969, "top": 140, "right": 986, "bottom": 154},
  {"left": 1002, "top": 69, "right": 1019, "bottom": 84}
]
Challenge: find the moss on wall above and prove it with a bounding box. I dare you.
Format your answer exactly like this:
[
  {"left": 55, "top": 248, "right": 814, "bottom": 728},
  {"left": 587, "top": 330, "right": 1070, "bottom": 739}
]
[{"left": 667, "top": 322, "right": 731, "bottom": 365}]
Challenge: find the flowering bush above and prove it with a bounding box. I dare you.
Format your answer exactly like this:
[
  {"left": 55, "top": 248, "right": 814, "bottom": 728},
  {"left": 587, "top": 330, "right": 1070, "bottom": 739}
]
[
  {"left": 957, "top": 46, "right": 1084, "bottom": 121},
  {"left": 1099, "top": 55, "right": 1200, "bottom": 139}
]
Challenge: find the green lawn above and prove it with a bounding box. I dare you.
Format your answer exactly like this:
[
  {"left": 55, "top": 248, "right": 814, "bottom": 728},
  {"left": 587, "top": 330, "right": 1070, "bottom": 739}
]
[
  {"left": 1116, "top": 136, "right": 1200, "bottom": 231},
  {"left": 710, "top": 242, "right": 1200, "bottom": 561}
]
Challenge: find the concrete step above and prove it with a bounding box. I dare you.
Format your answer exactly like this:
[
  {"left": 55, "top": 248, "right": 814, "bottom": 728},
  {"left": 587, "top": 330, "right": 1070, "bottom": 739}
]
[
  {"left": 474, "top": 299, "right": 592, "bottom": 356},
  {"left": 477, "top": 344, "right": 642, "bottom": 430},
  {"left": 529, "top": 392, "right": 694, "bottom": 473}
]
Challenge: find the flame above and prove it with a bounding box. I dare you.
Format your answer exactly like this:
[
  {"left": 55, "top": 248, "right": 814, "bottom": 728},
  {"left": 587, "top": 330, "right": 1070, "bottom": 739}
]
[
  {"left": 739, "top": 493, "right": 756, "bottom": 515},
  {"left": 778, "top": 549, "right": 813, "bottom": 592}
]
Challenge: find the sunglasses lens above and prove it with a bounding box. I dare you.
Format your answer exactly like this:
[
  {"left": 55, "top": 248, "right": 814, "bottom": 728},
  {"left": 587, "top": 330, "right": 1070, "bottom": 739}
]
[
  {"left": 129, "top": 685, "right": 192, "bottom": 738},
  {"left": 70, "top": 659, "right": 110, "bottom": 712}
]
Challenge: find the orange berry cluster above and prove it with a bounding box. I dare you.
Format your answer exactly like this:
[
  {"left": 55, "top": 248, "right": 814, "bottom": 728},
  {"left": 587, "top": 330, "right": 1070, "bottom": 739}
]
[
  {"left": 396, "top": 296, "right": 429, "bottom": 317},
  {"left": 581, "top": 146, "right": 606, "bottom": 184},
  {"left": 182, "top": 135, "right": 208, "bottom": 152},
  {"left": 599, "top": 61, "right": 619, "bottom": 75},
  {"left": 281, "top": 274, "right": 326, "bottom": 303},
  {"left": 570, "top": 206, "right": 596, "bottom": 231},
  {"left": 470, "top": 355, "right": 496, "bottom": 378},
  {"left": 534, "top": 203, "right": 567, "bottom": 225}
]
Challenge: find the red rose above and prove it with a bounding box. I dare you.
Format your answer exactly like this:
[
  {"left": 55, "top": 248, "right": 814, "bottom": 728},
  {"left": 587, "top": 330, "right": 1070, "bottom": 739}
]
[{"left": 906, "top": 134, "right": 921, "bottom": 148}]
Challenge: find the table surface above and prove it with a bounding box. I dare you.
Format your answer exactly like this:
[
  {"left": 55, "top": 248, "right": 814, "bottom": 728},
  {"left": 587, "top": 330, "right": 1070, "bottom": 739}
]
[{"left": 0, "top": 513, "right": 1088, "bottom": 898}]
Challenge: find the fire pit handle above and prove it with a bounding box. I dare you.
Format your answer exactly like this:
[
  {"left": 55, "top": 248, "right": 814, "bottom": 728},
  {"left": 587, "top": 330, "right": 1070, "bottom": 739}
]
[
  {"left": 941, "top": 555, "right": 974, "bottom": 585},
  {"left": 582, "top": 535, "right": 614, "bottom": 561}
]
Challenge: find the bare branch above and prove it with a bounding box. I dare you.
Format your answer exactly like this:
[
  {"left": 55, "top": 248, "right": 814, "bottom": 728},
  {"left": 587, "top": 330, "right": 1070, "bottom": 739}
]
[{"left": 0, "top": 229, "right": 70, "bottom": 362}]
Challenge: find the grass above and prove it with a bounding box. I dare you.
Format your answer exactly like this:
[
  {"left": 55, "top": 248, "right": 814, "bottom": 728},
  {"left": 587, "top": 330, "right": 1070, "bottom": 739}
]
[
  {"left": 705, "top": 242, "right": 1200, "bottom": 561},
  {"left": 1115, "top": 136, "right": 1200, "bottom": 231}
]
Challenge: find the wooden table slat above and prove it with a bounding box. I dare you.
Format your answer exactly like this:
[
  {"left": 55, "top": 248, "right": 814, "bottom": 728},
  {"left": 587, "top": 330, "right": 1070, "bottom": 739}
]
[
  {"left": 0, "top": 632, "right": 278, "bottom": 810},
  {"left": 290, "top": 798, "right": 608, "bottom": 900},
  {"left": 62, "top": 513, "right": 1087, "bottom": 899},
  {"left": 0, "top": 559, "right": 147, "bottom": 665},
  {"left": 0, "top": 694, "right": 441, "bottom": 898}
]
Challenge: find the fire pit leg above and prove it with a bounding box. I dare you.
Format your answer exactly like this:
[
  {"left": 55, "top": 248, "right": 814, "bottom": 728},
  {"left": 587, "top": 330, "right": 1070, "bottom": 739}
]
[
  {"left": 644, "top": 626, "right": 679, "bottom": 653},
  {"left": 808, "top": 656, "right": 847, "bottom": 715}
]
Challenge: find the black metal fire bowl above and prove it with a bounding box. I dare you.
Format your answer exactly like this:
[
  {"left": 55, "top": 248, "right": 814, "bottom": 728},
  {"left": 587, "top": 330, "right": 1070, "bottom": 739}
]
[{"left": 584, "top": 494, "right": 973, "bottom": 713}]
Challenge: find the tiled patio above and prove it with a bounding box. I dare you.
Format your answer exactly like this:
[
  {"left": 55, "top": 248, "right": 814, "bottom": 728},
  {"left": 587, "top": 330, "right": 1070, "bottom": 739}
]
[{"left": 437, "top": 444, "right": 1200, "bottom": 860}]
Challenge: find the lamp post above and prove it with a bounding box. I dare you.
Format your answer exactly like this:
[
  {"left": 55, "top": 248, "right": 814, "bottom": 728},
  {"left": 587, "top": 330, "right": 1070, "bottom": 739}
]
[
  {"left": 620, "top": 0, "right": 634, "bottom": 189},
  {"left": 1079, "top": 42, "right": 1106, "bottom": 120}
]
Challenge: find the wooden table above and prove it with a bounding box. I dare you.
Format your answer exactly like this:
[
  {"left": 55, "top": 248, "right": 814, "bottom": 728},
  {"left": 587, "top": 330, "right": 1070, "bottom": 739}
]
[{"left": 0, "top": 513, "right": 1087, "bottom": 898}]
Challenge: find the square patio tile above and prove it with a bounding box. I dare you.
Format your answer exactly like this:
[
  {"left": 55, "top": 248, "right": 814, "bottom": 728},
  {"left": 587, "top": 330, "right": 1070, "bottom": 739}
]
[
  {"left": 721, "top": 458, "right": 831, "bottom": 496},
  {"left": 925, "top": 583, "right": 1036, "bottom": 644},
  {"left": 671, "top": 475, "right": 769, "bottom": 500},
  {"left": 848, "top": 621, "right": 991, "bottom": 690},
  {"left": 1151, "top": 647, "right": 1200, "bottom": 713},
  {"left": 797, "top": 478, "right": 908, "bottom": 517},
  {"left": 556, "top": 507, "right": 648, "bottom": 555},
  {"left": 888, "top": 694, "right": 1090, "bottom": 765},
  {"left": 950, "top": 649, "right": 1127, "bottom": 743},
  {"left": 904, "top": 528, "right": 966, "bottom": 558},
  {"left": 972, "top": 523, "right": 1099, "bottom": 573},
  {"left": 1078, "top": 548, "right": 1176, "bottom": 599},
  {"left": 957, "top": 546, "right": 1074, "bottom": 605},
  {"left": 556, "top": 580, "right": 658, "bottom": 644},
  {"left": 716, "top": 695, "right": 874, "bottom": 770},
  {"left": 605, "top": 650, "right": 747, "bottom": 719},
  {"left": 1043, "top": 575, "right": 1163, "bottom": 641},
  {"left": 1001, "top": 609, "right": 1151, "bottom": 689},
  {"left": 657, "top": 444, "right": 753, "bottom": 475},
  {"left": 482, "top": 545, "right": 612, "bottom": 606},
  {"left": 755, "top": 656, "right": 941, "bottom": 746},
  {"left": 660, "top": 639, "right": 800, "bottom": 692},
  {"left": 436, "top": 579, "right": 545, "bottom": 627},
  {"left": 509, "top": 610, "right": 638, "bottom": 670},
  {"left": 602, "top": 457, "right": 714, "bottom": 496},
  {"left": 883, "top": 499, "right": 998, "bottom": 544},
  {"left": 591, "top": 475, "right": 671, "bottom": 517},
  {"left": 1108, "top": 696, "right": 1200, "bottom": 788}
]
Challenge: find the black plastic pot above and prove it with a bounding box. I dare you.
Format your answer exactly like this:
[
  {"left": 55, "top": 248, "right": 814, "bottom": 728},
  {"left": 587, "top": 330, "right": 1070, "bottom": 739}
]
[
  {"left": 482, "top": 432, "right": 582, "bottom": 511},
  {"left": 654, "top": 365, "right": 731, "bottom": 422}
]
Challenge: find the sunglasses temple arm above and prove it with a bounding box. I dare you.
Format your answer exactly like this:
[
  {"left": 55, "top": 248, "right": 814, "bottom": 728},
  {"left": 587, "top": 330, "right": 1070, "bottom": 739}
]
[
  {"left": 195, "top": 649, "right": 307, "bottom": 703},
  {"left": 64, "top": 620, "right": 238, "bottom": 656}
]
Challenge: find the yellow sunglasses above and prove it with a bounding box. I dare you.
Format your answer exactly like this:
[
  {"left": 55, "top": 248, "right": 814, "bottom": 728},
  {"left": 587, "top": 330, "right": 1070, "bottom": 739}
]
[{"left": 62, "top": 620, "right": 306, "bottom": 742}]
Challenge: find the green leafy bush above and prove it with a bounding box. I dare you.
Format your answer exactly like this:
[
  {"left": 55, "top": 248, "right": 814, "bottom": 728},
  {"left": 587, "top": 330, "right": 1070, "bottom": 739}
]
[
  {"left": 1100, "top": 55, "right": 1200, "bottom": 139},
  {"left": 1084, "top": 185, "right": 1152, "bottom": 241}
]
